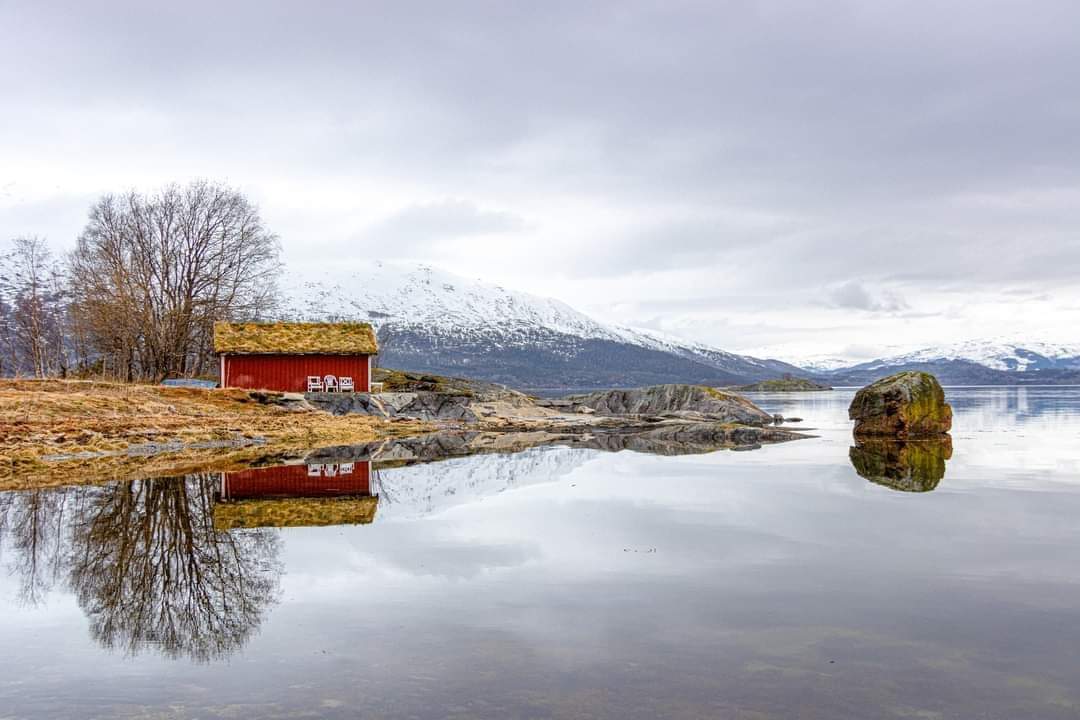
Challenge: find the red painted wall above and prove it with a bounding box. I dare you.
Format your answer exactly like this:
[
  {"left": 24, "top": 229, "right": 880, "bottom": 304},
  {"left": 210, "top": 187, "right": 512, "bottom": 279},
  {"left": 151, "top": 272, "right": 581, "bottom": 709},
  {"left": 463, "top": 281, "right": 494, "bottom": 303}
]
[
  {"left": 223, "top": 462, "right": 372, "bottom": 499},
  {"left": 222, "top": 354, "right": 370, "bottom": 392}
]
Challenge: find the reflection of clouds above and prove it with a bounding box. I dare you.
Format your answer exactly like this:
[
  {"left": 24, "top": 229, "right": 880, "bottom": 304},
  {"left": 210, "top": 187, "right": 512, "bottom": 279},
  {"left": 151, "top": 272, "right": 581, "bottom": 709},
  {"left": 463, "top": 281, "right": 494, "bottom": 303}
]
[{"left": 274, "top": 437, "right": 1080, "bottom": 671}]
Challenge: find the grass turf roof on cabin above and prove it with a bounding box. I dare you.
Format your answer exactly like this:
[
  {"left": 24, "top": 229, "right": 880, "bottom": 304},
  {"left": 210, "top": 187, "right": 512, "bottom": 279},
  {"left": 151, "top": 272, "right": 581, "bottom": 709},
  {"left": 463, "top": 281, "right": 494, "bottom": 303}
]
[{"left": 213, "top": 322, "right": 379, "bottom": 356}]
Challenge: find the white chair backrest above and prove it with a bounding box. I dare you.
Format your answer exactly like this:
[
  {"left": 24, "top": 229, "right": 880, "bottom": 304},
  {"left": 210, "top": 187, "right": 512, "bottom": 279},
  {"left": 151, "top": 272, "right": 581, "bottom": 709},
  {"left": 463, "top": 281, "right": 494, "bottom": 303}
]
[{"left": 324, "top": 374, "right": 337, "bottom": 387}]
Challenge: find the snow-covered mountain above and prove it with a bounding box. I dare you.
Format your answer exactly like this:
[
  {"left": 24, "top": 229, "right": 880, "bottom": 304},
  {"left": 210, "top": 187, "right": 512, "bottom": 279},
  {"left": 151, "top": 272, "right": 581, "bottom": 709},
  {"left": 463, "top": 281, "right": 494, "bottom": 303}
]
[
  {"left": 280, "top": 262, "right": 802, "bottom": 390},
  {"left": 811, "top": 339, "right": 1080, "bottom": 385},
  {"left": 867, "top": 340, "right": 1080, "bottom": 373}
]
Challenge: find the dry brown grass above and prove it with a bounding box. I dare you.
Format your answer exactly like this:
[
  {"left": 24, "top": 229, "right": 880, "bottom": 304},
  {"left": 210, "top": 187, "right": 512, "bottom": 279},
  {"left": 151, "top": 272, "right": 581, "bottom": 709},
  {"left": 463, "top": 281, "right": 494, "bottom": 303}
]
[
  {"left": 0, "top": 379, "right": 426, "bottom": 490},
  {"left": 213, "top": 320, "right": 378, "bottom": 354}
]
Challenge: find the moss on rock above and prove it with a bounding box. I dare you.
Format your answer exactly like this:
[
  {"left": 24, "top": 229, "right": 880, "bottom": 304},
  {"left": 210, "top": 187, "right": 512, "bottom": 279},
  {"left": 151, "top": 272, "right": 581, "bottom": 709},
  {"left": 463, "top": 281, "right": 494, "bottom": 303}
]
[{"left": 848, "top": 371, "right": 952, "bottom": 438}]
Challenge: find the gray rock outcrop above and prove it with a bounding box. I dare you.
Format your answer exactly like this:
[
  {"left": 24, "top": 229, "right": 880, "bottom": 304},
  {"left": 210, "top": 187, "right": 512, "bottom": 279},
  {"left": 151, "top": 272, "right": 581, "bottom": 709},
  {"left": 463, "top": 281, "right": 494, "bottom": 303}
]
[
  {"left": 305, "top": 391, "right": 477, "bottom": 423},
  {"left": 558, "top": 384, "right": 775, "bottom": 426}
]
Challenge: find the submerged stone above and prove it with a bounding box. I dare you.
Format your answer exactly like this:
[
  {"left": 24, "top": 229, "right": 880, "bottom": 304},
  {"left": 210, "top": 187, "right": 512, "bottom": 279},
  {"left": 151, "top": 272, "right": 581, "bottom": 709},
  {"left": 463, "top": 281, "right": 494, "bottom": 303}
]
[{"left": 848, "top": 371, "right": 952, "bottom": 438}]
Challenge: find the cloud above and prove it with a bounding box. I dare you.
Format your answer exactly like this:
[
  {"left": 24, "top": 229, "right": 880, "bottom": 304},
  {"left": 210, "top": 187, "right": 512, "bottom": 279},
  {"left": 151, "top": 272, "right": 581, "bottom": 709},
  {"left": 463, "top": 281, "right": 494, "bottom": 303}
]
[
  {"left": 826, "top": 281, "right": 908, "bottom": 313},
  {"left": 3, "top": 1, "right": 1080, "bottom": 355},
  {"left": 360, "top": 200, "right": 526, "bottom": 250}
]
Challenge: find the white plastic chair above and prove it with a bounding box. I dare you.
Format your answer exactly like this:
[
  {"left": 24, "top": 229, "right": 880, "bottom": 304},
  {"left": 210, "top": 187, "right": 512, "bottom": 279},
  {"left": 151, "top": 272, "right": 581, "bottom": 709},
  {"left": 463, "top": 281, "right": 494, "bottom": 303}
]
[
  {"left": 307, "top": 375, "right": 324, "bottom": 392},
  {"left": 307, "top": 464, "right": 321, "bottom": 477},
  {"left": 339, "top": 376, "right": 354, "bottom": 392},
  {"left": 323, "top": 374, "right": 338, "bottom": 392}
]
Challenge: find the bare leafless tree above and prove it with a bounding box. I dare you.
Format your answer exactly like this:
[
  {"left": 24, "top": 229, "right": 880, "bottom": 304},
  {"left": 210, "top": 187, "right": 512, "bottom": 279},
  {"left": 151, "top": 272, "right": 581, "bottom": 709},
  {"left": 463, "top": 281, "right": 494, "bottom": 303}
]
[
  {"left": 0, "top": 237, "right": 70, "bottom": 378},
  {"left": 68, "top": 181, "right": 282, "bottom": 381}
]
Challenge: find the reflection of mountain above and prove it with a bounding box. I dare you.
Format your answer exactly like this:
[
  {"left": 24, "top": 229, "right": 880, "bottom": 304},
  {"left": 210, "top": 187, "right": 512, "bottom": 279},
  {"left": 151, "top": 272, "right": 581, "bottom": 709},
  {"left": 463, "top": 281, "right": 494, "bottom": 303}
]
[
  {"left": 298, "top": 427, "right": 797, "bottom": 519},
  {"left": 849, "top": 437, "right": 953, "bottom": 492},
  {"left": 214, "top": 462, "right": 378, "bottom": 529},
  {"left": 375, "top": 445, "right": 595, "bottom": 519},
  {"left": 0, "top": 475, "right": 281, "bottom": 662}
]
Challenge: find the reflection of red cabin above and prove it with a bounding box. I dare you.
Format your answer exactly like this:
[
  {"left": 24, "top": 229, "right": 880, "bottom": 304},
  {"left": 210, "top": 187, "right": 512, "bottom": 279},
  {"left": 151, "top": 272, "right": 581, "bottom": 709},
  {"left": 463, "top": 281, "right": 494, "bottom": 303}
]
[
  {"left": 214, "top": 461, "right": 378, "bottom": 530},
  {"left": 213, "top": 321, "right": 377, "bottom": 393},
  {"left": 220, "top": 461, "right": 372, "bottom": 500}
]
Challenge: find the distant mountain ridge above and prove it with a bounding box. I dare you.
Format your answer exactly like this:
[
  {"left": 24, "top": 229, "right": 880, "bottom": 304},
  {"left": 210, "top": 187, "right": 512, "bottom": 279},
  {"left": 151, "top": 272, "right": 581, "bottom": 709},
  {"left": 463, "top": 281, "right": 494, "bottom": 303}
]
[
  {"left": 280, "top": 262, "right": 802, "bottom": 390},
  {"left": 808, "top": 340, "right": 1080, "bottom": 386},
  {"left": 280, "top": 262, "right": 1079, "bottom": 389},
  {"left": 856, "top": 340, "right": 1080, "bottom": 373}
]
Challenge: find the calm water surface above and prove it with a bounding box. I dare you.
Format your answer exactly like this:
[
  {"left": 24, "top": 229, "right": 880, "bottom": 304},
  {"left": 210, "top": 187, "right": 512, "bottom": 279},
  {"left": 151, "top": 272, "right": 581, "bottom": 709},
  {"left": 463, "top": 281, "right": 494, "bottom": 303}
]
[{"left": 2, "top": 388, "right": 1080, "bottom": 719}]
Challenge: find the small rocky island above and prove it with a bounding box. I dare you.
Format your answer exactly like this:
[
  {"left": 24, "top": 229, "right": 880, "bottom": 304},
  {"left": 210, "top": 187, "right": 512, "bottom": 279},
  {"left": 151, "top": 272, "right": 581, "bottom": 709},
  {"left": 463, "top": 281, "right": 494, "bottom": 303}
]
[{"left": 734, "top": 376, "right": 832, "bottom": 392}]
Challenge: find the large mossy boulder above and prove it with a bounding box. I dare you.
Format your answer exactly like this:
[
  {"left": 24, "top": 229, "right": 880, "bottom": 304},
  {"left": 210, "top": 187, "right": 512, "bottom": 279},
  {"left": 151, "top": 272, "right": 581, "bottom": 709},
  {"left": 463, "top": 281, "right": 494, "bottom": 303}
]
[{"left": 848, "top": 371, "right": 952, "bottom": 438}]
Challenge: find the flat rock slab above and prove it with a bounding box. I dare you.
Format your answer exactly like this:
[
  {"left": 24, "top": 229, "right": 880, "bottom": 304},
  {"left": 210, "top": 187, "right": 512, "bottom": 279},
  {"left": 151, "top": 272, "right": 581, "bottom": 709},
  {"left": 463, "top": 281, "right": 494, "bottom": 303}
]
[
  {"left": 305, "top": 391, "right": 477, "bottom": 423},
  {"left": 561, "top": 384, "right": 775, "bottom": 426}
]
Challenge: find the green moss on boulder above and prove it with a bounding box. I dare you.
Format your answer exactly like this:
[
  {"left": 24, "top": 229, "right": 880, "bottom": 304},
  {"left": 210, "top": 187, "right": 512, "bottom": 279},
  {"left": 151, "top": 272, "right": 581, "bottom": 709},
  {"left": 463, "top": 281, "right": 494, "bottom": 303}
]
[{"left": 848, "top": 371, "right": 952, "bottom": 438}]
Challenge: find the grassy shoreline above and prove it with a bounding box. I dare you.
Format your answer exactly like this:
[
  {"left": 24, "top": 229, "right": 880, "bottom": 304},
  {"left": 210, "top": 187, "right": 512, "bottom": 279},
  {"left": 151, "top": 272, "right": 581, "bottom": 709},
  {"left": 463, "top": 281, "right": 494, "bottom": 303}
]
[{"left": 0, "top": 379, "right": 428, "bottom": 490}]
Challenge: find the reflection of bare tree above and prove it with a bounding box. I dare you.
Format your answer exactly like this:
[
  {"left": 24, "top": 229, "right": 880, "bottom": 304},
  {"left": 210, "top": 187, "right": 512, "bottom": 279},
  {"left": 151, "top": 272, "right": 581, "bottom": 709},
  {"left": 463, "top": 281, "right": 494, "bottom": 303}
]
[
  {"left": 0, "top": 474, "right": 281, "bottom": 662},
  {"left": 0, "top": 487, "right": 71, "bottom": 604}
]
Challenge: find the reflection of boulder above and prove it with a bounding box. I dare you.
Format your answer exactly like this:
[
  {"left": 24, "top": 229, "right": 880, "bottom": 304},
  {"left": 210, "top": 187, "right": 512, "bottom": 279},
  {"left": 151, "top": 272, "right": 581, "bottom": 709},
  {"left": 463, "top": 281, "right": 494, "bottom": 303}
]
[
  {"left": 849, "top": 436, "right": 953, "bottom": 492},
  {"left": 849, "top": 371, "right": 952, "bottom": 438}
]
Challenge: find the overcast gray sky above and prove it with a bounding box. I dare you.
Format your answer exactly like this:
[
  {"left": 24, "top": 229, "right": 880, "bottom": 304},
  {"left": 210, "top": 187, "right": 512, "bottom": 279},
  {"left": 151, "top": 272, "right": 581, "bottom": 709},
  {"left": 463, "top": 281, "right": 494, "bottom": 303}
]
[{"left": 2, "top": 0, "right": 1078, "bottom": 361}]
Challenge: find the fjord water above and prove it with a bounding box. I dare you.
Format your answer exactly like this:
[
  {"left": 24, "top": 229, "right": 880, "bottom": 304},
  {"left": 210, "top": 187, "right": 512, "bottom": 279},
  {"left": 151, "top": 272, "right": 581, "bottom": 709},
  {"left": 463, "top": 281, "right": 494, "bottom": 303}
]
[{"left": 2, "top": 389, "right": 1080, "bottom": 719}]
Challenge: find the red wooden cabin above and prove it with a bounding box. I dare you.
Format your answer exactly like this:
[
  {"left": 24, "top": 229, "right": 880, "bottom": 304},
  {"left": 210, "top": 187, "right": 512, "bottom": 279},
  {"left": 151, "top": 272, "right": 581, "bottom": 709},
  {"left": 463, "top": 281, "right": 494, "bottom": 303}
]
[{"left": 214, "top": 321, "right": 378, "bottom": 393}]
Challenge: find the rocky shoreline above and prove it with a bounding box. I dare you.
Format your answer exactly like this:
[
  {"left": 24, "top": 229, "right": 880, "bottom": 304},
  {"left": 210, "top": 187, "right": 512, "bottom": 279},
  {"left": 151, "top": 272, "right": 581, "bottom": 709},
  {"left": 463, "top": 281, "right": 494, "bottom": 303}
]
[
  {"left": 298, "top": 375, "right": 811, "bottom": 452},
  {"left": 8, "top": 371, "right": 811, "bottom": 489}
]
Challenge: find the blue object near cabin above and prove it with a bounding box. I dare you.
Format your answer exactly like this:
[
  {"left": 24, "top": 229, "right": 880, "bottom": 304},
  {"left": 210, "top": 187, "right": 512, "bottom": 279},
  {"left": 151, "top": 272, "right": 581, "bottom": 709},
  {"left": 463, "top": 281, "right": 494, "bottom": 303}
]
[{"left": 161, "top": 378, "right": 219, "bottom": 389}]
